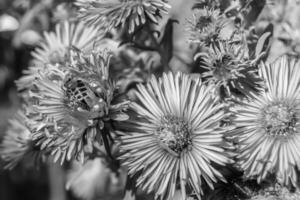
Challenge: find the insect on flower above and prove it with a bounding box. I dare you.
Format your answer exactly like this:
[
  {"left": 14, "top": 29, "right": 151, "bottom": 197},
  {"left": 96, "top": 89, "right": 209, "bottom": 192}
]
[
  {"left": 62, "top": 72, "right": 108, "bottom": 120},
  {"left": 29, "top": 50, "right": 130, "bottom": 164}
]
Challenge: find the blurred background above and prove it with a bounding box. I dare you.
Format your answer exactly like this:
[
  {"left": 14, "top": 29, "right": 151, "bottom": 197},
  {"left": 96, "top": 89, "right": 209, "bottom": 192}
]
[{"left": 0, "top": 0, "right": 72, "bottom": 199}]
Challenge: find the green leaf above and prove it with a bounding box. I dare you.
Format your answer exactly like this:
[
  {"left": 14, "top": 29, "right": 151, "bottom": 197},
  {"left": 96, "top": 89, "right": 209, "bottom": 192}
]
[
  {"left": 159, "top": 19, "right": 179, "bottom": 63},
  {"left": 255, "top": 31, "right": 271, "bottom": 57}
]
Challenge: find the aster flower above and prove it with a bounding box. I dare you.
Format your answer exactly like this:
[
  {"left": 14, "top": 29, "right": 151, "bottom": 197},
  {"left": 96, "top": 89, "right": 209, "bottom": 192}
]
[
  {"left": 232, "top": 56, "right": 300, "bottom": 186},
  {"left": 75, "top": 0, "right": 171, "bottom": 34},
  {"left": 32, "top": 21, "right": 101, "bottom": 65},
  {"left": 16, "top": 21, "right": 101, "bottom": 90},
  {"left": 196, "top": 40, "right": 264, "bottom": 100},
  {"left": 0, "top": 111, "right": 43, "bottom": 169},
  {"left": 186, "top": 7, "right": 227, "bottom": 45},
  {"left": 118, "top": 72, "right": 232, "bottom": 199},
  {"left": 29, "top": 51, "right": 130, "bottom": 164}
]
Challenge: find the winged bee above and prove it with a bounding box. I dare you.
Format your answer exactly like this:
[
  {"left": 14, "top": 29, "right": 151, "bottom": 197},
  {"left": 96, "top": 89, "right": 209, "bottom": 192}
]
[{"left": 62, "top": 73, "right": 108, "bottom": 119}]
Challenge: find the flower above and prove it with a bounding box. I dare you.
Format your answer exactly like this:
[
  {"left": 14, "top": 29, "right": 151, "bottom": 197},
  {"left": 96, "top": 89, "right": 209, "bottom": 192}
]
[
  {"left": 196, "top": 40, "right": 263, "bottom": 100},
  {"left": 31, "top": 119, "right": 89, "bottom": 164},
  {"left": 186, "top": 7, "right": 226, "bottom": 45},
  {"left": 75, "top": 0, "right": 171, "bottom": 34},
  {"left": 0, "top": 111, "right": 43, "bottom": 169},
  {"left": 16, "top": 21, "right": 101, "bottom": 91},
  {"left": 118, "top": 72, "right": 232, "bottom": 199},
  {"left": 29, "top": 51, "right": 130, "bottom": 164},
  {"left": 32, "top": 21, "right": 101, "bottom": 65},
  {"left": 232, "top": 56, "right": 300, "bottom": 186}
]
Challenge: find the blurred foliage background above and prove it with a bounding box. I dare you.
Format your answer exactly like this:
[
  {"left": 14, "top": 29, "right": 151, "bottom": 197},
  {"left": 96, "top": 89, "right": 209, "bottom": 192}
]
[
  {"left": 1, "top": 0, "right": 300, "bottom": 200},
  {"left": 0, "top": 1, "right": 77, "bottom": 200}
]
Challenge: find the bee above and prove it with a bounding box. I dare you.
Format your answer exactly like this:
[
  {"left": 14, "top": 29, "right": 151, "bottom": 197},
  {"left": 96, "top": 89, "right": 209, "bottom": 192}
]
[{"left": 62, "top": 73, "right": 107, "bottom": 119}]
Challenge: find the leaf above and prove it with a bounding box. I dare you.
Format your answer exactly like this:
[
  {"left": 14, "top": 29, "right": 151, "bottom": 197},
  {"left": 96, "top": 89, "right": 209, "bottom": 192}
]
[
  {"left": 159, "top": 19, "right": 179, "bottom": 63},
  {"left": 255, "top": 31, "right": 271, "bottom": 57}
]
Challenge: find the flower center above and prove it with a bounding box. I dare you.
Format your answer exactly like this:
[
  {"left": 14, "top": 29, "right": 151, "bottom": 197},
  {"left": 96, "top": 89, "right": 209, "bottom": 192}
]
[
  {"left": 262, "top": 101, "right": 297, "bottom": 136},
  {"left": 196, "top": 16, "right": 213, "bottom": 31},
  {"left": 213, "top": 55, "right": 233, "bottom": 81},
  {"left": 157, "top": 116, "right": 191, "bottom": 154}
]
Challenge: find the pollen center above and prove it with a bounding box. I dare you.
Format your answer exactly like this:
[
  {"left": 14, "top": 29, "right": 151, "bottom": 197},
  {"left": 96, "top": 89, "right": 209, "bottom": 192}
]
[
  {"left": 157, "top": 116, "right": 191, "bottom": 154},
  {"left": 213, "top": 56, "right": 233, "bottom": 81},
  {"left": 196, "top": 16, "right": 212, "bottom": 30},
  {"left": 262, "top": 101, "right": 297, "bottom": 136}
]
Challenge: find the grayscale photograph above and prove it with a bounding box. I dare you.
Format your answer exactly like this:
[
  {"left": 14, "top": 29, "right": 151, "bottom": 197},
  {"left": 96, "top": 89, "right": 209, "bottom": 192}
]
[{"left": 0, "top": 0, "right": 299, "bottom": 200}]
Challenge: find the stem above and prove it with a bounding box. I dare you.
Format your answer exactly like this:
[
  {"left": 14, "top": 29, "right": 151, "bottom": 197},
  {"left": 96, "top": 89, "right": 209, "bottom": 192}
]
[
  {"left": 101, "top": 126, "right": 120, "bottom": 175},
  {"left": 48, "top": 163, "right": 66, "bottom": 200},
  {"left": 145, "top": 26, "right": 170, "bottom": 72}
]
